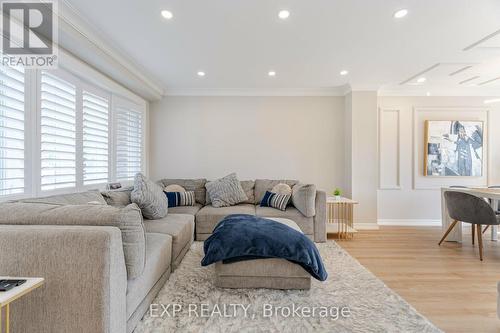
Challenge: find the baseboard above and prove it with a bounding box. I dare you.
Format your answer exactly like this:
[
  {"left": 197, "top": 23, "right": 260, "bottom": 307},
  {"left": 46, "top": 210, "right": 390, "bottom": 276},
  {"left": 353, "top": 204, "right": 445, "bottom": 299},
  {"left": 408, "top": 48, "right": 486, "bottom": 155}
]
[{"left": 377, "top": 219, "right": 442, "bottom": 227}]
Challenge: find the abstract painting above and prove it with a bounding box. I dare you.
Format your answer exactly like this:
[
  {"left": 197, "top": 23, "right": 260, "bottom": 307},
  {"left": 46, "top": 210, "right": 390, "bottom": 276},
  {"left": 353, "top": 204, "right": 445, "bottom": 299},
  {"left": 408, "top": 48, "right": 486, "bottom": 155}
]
[{"left": 424, "top": 120, "right": 484, "bottom": 177}]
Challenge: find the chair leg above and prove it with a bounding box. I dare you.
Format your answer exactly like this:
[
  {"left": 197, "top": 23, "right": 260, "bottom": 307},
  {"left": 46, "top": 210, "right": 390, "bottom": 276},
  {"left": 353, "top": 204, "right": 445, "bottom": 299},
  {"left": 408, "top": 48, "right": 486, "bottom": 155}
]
[
  {"left": 472, "top": 224, "right": 475, "bottom": 245},
  {"left": 482, "top": 225, "right": 490, "bottom": 234},
  {"left": 477, "top": 224, "right": 483, "bottom": 261},
  {"left": 439, "top": 220, "right": 459, "bottom": 246}
]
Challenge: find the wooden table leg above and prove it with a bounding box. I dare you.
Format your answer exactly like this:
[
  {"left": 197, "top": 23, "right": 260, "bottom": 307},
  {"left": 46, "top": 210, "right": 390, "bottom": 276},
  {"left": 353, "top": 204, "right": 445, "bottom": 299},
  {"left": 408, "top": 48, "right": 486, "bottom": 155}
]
[
  {"left": 5, "top": 303, "right": 9, "bottom": 333},
  {"left": 349, "top": 203, "right": 354, "bottom": 239}
]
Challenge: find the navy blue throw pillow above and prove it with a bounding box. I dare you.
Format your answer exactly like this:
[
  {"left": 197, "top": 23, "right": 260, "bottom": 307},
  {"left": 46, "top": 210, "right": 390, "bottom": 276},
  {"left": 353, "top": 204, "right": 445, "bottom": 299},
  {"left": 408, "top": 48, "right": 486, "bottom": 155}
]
[
  {"left": 164, "top": 191, "right": 195, "bottom": 207},
  {"left": 260, "top": 191, "right": 290, "bottom": 211}
]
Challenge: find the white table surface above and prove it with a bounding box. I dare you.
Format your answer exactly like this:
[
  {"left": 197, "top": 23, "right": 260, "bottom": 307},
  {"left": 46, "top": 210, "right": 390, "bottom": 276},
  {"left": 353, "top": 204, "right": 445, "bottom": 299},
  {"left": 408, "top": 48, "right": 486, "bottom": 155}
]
[
  {"left": 441, "top": 187, "right": 500, "bottom": 242},
  {"left": 326, "top": 196, "right": 359, "bottom": 204},
  {"left": 0, "top": 277, "right": 44, "bottom": 307}
]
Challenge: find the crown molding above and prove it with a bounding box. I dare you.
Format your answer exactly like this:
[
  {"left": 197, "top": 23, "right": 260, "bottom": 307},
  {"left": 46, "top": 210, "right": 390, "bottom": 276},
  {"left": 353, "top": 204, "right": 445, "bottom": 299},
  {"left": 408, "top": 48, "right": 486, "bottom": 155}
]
[
  {"left": 58, "top": 1, "right": 164, "bottom": 101},
  {"left": 378, "top": 86, "right": 500, "bottom": 97},
  {"left": 164, "top": 85, "right": 351, "bottom": 97}
]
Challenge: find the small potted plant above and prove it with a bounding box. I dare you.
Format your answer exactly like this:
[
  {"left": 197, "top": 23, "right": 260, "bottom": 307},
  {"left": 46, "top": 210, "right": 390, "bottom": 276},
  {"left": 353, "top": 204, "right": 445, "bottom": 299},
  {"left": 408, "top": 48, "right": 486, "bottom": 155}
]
[{"left": 333, "top": 188, "right": 342, "bottom": 201}]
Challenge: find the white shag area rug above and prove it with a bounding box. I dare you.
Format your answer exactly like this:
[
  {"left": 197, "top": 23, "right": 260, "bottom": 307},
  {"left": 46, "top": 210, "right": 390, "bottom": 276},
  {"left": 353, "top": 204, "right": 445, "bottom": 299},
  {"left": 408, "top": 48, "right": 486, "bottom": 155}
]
[{"left": 135, "top": 241, "right": 441, "bottom": 333}]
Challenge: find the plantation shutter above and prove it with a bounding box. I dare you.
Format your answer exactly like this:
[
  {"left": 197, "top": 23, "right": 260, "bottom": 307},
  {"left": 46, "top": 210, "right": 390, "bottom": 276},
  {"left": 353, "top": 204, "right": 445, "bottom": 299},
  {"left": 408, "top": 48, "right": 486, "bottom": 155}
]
[
  {"left": 0, "top": 65, "right": 25, "bottom": 196},
  {"left": 83, "top": 91, "right": 109, "bottom": 185},
  {"left": 115, "top": 106, "right": 143, "bottom": 181},
  {"left": 40, "top": 71, "right": 77, "bottom": 191}
]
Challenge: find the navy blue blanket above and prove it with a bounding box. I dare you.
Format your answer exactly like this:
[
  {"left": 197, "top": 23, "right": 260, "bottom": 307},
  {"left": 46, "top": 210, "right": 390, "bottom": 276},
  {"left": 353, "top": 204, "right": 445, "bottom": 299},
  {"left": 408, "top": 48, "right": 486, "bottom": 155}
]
[{"left": 201, "top": 214, "right": 328, "bottom": 281}]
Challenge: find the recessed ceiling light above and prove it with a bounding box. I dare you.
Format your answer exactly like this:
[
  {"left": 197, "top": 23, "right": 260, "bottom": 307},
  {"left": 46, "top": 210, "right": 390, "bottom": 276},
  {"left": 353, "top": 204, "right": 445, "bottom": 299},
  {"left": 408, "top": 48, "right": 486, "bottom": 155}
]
[
  {"left": 161, "top": 10, "right": 173, "bottom": 19},
  {"left": 484, "top": 98, "right": 500, "bottom": 104},
  {"left": 393, "top": 9, "right": 408, "bottom": 19},
  {"left": 197, "top": 71, "right": 205, "bottom": 77},
  {"left": 340, "top": 70, "right": 349, "bottom": 76},
  {"left": 417, "top": 77, "right": 426, "bottom": 83},
  {"left": 278, "top": 10, "right": 290, "bottom": 20},
  {"left": 268, "top": 71, "right": 276, "bottom": 77}
]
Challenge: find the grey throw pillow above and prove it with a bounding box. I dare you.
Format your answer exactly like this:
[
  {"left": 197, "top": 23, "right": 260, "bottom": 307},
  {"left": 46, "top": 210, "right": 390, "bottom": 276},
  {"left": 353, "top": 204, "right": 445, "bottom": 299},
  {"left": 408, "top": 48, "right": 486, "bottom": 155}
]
[
  {"left": 206, "top": 180, "right": 255, "bottom": 205},
  {"left": 205, "top": 173, "right": 248, "bottom": 207},
  {"left": 131, "top": 173, "right": 168, "bottom": 219},
  {"left": 292, "top": 183, "right": 317, "bottom": 217},
  {"left": 272, "top": 183, "right": 292, "bottom": 196},
  {"left": 101, "top": 186, "right": 133, "bottom": 207}
]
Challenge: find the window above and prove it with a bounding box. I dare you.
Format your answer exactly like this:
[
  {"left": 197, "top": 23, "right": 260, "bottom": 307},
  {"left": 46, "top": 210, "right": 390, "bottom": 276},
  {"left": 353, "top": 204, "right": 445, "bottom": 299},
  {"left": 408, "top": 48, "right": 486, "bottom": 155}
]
[
  {"left": 40, "top": 71, "right": 77, "bottom": 191},
  {"left": 0, "top": 65, "right": 25, "bottom": 196},
  {"left": 115, "top": 105, "right": 143, "bottom": 181},
  {"left": 0, "top": 63, "right": 146, "bottom": 199},
  {"left": 83, "top": 91, "right": 110, "bottom": 185}
]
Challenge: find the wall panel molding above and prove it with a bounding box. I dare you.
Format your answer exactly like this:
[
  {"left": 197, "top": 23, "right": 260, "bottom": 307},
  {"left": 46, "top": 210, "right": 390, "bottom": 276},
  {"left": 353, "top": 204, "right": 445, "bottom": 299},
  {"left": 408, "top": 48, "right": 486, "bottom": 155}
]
[{"left": 378, "top": 108, "right": 401, "bottom": 190}]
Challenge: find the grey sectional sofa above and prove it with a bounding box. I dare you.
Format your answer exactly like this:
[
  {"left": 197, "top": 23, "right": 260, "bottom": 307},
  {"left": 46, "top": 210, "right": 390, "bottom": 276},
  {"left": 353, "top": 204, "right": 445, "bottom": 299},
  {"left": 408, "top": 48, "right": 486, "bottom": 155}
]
[
  {"left": 158, "top": 178, "right": 327, "bottom": 242},
  {"left": 0, "top": 190, "right": 194, "bottom": 333},
  {"left": 0, "top": 178, "right": 326, "bottom": 333}
]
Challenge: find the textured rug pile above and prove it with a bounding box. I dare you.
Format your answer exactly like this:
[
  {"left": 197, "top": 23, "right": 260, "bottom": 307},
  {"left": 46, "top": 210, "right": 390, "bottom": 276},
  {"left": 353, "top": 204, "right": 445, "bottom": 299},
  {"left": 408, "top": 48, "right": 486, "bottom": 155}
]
[{"left": 135, "top": 241, "right": 441, "bottom": 333}]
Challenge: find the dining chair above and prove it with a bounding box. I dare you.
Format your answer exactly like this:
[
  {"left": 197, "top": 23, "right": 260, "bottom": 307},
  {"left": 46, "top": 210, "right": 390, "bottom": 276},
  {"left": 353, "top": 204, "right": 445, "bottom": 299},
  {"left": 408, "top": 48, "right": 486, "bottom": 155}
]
[
  {"left": 482, "top": 185, "right": 500, "bottom": 234},
  {"left": 488, "top": 186, "right": 500, "bottom": 212},
  {"left": 439, "top": 191, "right": 500, "bottom": 261},
  {"left": 448, "top": 186, "right": 478, "bottom": 241}
]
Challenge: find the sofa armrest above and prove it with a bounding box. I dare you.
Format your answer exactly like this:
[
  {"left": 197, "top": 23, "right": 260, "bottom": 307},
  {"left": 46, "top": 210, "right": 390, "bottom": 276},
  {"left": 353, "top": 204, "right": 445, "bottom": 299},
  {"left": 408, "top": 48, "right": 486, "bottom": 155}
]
[
  {"left": 313, "top": 190, "right": 327, "bottom": 242},
  {"left": 0, "top": 225, "right": 127, "bottom": 333}
]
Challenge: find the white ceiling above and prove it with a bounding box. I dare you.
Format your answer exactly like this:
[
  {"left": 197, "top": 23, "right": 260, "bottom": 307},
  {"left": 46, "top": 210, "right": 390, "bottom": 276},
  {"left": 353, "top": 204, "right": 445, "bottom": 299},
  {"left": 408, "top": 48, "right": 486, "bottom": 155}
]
[{"left": 64, "top": 0, "right": 500, "bottom": 96}]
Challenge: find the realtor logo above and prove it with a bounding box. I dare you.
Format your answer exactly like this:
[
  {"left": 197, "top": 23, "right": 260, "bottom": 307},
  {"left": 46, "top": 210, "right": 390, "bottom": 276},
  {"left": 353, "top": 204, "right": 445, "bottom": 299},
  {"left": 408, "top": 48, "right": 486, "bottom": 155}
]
[{"left": 1, "top": 0, "right": 58, "bottom": 68}]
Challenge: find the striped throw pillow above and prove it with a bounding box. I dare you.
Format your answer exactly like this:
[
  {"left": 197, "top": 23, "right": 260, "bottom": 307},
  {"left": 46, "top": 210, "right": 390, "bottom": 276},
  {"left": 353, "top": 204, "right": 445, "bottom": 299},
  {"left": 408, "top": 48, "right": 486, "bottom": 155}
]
[
  {"left": 260, "top": 191, "right": 290, "bottom": 211},
  {"left": 164, "top": 191, "right": 195, "bottom": 207}
]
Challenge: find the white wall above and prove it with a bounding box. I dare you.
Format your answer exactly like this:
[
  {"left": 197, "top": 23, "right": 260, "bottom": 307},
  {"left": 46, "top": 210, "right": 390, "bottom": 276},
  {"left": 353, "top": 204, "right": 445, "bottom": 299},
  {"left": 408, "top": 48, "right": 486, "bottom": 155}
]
[
  {"left": 149, "top": 94, "right": 500, "bottom": 226},
  {"left": 150, "top": 96, "right": 346, "bottom": 192},
  {"left": 346, "top": 92, "right": 379, "bottom": 228},
  {"left": 378, "top": 96, "right": 500, "bottom": 223}
]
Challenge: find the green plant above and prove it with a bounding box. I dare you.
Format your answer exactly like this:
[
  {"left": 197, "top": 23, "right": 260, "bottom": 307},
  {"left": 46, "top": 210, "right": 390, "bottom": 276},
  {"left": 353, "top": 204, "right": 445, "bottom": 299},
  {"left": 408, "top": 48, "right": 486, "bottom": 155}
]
[{"left": 333, "top": 188, "right": 342, "bottom": 196}]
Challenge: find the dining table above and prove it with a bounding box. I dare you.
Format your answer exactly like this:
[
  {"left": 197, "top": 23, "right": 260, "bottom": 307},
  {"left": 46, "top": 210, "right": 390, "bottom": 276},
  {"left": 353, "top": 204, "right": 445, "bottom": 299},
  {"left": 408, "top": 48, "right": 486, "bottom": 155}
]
[{"left": 441, "top": 187, "right": 500, "bottom": 242}]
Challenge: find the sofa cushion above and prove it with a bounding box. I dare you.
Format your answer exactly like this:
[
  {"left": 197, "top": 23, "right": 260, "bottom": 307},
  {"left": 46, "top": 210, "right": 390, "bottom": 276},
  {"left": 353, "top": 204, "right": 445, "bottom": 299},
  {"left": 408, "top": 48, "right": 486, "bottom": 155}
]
[
  {"left": 292, "top": 183, "right": 317, "bottom": 217},
  {"left": 143, "top": 214, "right": 194, "bottom": 269},
  {"left": 127, "top": 233, "right": 171, "bottom": 320},
  {"left": 206, "top": 180, "right": 255, "bottom": 205},
  {"left": 158, "top": 179, "right": 207, "bottom": 205},
  {"left": 101, "top": 187, "right": 133, "bottom": 207},
  {"left": 256, "top": 206, "right": 314, "bottom": 236},
  {"left": 0, "top": 202, "right": 146, "bottom": 279},
  {"left": 167, "top": 203, "right": 202, "bottom": 215},
  {"left": 131, "top": 173, "right": 168, "bottom": 220},
  {"left": 195, "top": 204, "right": 256, "bottom": 234},
  {"left": 254, "top": 179, "right": 299, "bottom": 204},
  {"left": 205, "top": 173, "right": 248, "bottom": 208},
  {"left": 18, "top": 190, "right": 107, "bottom": 205}
]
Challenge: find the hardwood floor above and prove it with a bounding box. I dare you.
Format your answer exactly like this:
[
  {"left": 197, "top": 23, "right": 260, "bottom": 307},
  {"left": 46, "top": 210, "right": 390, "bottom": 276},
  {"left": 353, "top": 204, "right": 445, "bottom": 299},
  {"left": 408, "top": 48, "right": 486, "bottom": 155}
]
[{"left": 332, "top": 226, "right": 500, "bottom": 333}]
